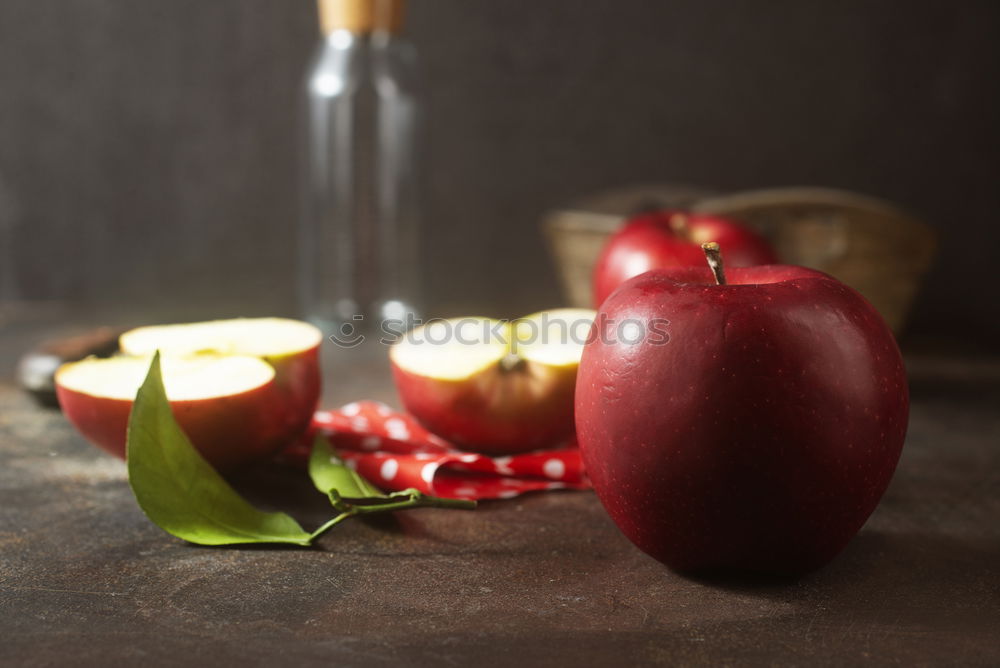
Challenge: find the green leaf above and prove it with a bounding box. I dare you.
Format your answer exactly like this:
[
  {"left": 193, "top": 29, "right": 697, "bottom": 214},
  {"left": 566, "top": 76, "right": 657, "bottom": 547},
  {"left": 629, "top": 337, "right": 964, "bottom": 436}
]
[
  {"left": 126, "top": 353, "right": 314, "bottom": 546},
  {"left": 307, "top": 437, "right": 478, "bottom": 523},
  {"left": 308, "top": 435, "right": 386, "bottom": 501}
]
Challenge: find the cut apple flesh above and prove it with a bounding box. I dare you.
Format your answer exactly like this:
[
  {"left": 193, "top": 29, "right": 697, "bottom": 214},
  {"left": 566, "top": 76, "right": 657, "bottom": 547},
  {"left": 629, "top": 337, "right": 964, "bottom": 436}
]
[
  {"left": 391, "top": 318, "right": 509, "bottom": 380},
  {"left": 513, "top": 308, "right": 596, "bottom": 367},
  {"left": 391, "top": 308, "right": 595, "bottom": 380},
  {"left": 389, "top": 308, "right": 595, "bottom": 453},
  {"left": 119, "top": 317, "right": 322, "bottom": 359},
  {"left": 56, "top": 355, "right": 275, "bottom": 401}
]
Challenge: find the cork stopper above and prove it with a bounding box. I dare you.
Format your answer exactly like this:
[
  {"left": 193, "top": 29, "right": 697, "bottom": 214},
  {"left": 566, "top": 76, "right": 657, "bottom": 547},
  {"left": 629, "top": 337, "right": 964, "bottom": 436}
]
[{"left": 317, "top": 0, "right": 405, "bottom": 35}]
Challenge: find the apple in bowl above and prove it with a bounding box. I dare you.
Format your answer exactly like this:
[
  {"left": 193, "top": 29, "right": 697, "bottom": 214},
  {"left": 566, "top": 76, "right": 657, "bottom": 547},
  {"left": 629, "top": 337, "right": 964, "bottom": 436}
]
[
  {"left": 390, "top": 308, "right": 595, "bottom": 454},
  {"left": 577, "top": 244, "right": 908, "bottom": 575},
  {"left": 592, "top": 210, "right": 777, "bottom": 307},
  {"left": 57, "top": 317, "right": 322, "bottom": 468}
]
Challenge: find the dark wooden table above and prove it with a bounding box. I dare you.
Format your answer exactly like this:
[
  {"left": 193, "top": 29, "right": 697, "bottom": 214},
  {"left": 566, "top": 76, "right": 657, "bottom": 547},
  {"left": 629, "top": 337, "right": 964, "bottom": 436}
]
[{"left": 1, "top": 320, "right": 998, "bottom": 666}]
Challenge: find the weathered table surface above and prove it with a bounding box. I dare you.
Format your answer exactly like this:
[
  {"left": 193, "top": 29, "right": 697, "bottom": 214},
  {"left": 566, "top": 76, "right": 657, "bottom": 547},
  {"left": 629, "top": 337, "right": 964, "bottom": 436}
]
[{"left": 1, "top": 321, "right": 998, "bottom": 666}]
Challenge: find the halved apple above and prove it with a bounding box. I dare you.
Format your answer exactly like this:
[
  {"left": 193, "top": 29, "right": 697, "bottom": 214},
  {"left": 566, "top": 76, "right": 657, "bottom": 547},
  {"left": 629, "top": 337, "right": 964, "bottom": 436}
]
[
  {"left": 118, "top": 317, "right": 323, "bottom": 446},
  {"left": 389, "top": 308, "right": 596, "bottom": 454},
  {"left": 56, "top": 355, "right": 292, "bottom": 468}
]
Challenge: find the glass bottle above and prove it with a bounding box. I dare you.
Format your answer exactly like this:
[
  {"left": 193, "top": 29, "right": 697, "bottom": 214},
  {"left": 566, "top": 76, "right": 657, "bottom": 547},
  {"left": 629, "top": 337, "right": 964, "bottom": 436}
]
[{"left": 300, "top": 0, "right": 421, "bottom": 340}]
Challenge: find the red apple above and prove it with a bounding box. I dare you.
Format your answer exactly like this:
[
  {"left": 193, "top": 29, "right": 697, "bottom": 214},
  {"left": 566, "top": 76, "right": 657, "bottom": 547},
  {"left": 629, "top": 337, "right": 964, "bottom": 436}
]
[
  {"left": 592, "top": 210, "right": 777, "bottom": 307},
  {"left": 576, "top": 245, "right": 908, "bottom": 575},
  {"left": 390, "top": 308, "right": 595, "bottom": 454},
  {"left": 56, "top": 355, "right": 293, "bottom": 468},
  {"left": 118, "top": 317, "right": 322, "bottom": 445}
]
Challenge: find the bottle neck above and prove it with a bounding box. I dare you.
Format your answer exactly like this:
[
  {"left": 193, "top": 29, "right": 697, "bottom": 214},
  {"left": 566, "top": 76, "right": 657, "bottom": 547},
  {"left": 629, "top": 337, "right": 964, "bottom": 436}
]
[
  {"left": 317, "top": 0, "right": 405, "bottom": 36},
  {"left": 323, "top": 28, "right": 396, "bottom": 49}
]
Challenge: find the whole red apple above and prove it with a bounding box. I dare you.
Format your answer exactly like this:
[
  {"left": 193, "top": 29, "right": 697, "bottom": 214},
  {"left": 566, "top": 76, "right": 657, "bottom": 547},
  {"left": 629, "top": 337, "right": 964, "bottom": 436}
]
[
  {"left": 592, "top": 210, "right": 777, "bottom": 307},
  {"left": 576, "top": 245, "right": 908, "bottom": 575}
]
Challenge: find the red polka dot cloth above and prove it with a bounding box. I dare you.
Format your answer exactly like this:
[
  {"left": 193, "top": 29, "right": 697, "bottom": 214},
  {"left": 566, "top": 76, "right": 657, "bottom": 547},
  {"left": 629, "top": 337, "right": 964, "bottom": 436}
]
[{"left": 280, "top": 401, "right": 590, "bottom": 501}]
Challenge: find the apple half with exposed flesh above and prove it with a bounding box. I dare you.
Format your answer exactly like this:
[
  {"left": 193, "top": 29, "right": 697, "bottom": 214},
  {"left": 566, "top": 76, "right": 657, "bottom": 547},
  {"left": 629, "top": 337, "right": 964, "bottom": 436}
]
[
  {"left": 390, "top": 308, "right": 596, "bottom": 454},
  {"left": 119, "top": 317, "right": 323, "bottom": 445},
  {"left": 57, "top": 355, "right": 293, "bottom": 468}
]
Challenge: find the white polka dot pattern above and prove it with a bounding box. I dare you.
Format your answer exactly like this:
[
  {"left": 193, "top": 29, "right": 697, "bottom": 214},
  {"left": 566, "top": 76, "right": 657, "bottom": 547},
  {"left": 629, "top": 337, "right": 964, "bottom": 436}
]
[
  {"left": 543, "top": 459, "right": 566, "bottom": 480},
  {"left": 380, "top": 458, "right": 399, "bottom": 481},
  {"left": 281, "top": 401, "right": 589, "bottom": 501}
]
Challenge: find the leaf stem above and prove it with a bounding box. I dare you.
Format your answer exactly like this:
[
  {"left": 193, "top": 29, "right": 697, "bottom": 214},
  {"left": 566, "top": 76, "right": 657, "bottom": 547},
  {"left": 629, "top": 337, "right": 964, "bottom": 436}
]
[
  {"left": 352, "top": 491, "right": 476, "bottom": 514},
  {"left": 309, "top": 512, "right": 353, "bottom": 540},
  {"left": 308, "top": 490, "right": 476, "bottom": 542}
]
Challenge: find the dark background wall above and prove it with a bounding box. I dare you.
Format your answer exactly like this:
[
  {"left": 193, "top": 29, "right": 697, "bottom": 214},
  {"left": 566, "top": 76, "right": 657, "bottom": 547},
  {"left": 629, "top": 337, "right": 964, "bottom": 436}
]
[{"left": 1, "top": 0, "right": 997, "bottom": 341}]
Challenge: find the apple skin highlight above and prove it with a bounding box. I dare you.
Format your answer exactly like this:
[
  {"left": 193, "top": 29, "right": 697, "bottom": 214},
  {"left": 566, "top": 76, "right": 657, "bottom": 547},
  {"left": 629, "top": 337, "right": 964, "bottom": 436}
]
[{"left": 576, "top": 264, "right": 909, "bottom": 575}]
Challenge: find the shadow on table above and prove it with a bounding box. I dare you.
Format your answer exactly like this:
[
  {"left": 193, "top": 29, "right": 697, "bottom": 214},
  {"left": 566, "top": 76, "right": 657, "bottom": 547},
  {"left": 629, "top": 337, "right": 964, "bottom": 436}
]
[
  {"left": 907, "top": 361, "right": 1000, "bottom": 405},
  {"left": 681, "top": 529, "right": 1000, "bottom": 627},
  {"left": 217, "top": 459, "right": 464, "bottom": 550}
]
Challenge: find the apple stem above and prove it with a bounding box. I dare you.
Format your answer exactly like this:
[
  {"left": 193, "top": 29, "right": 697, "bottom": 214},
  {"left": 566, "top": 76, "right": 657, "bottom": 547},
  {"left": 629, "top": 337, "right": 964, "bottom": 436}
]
[
  {"left": 669, "top": 213, "right": 690, "bottom": 239},
  {"left": 701, "top": 242, "right": 727, "bottom": 285}
]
